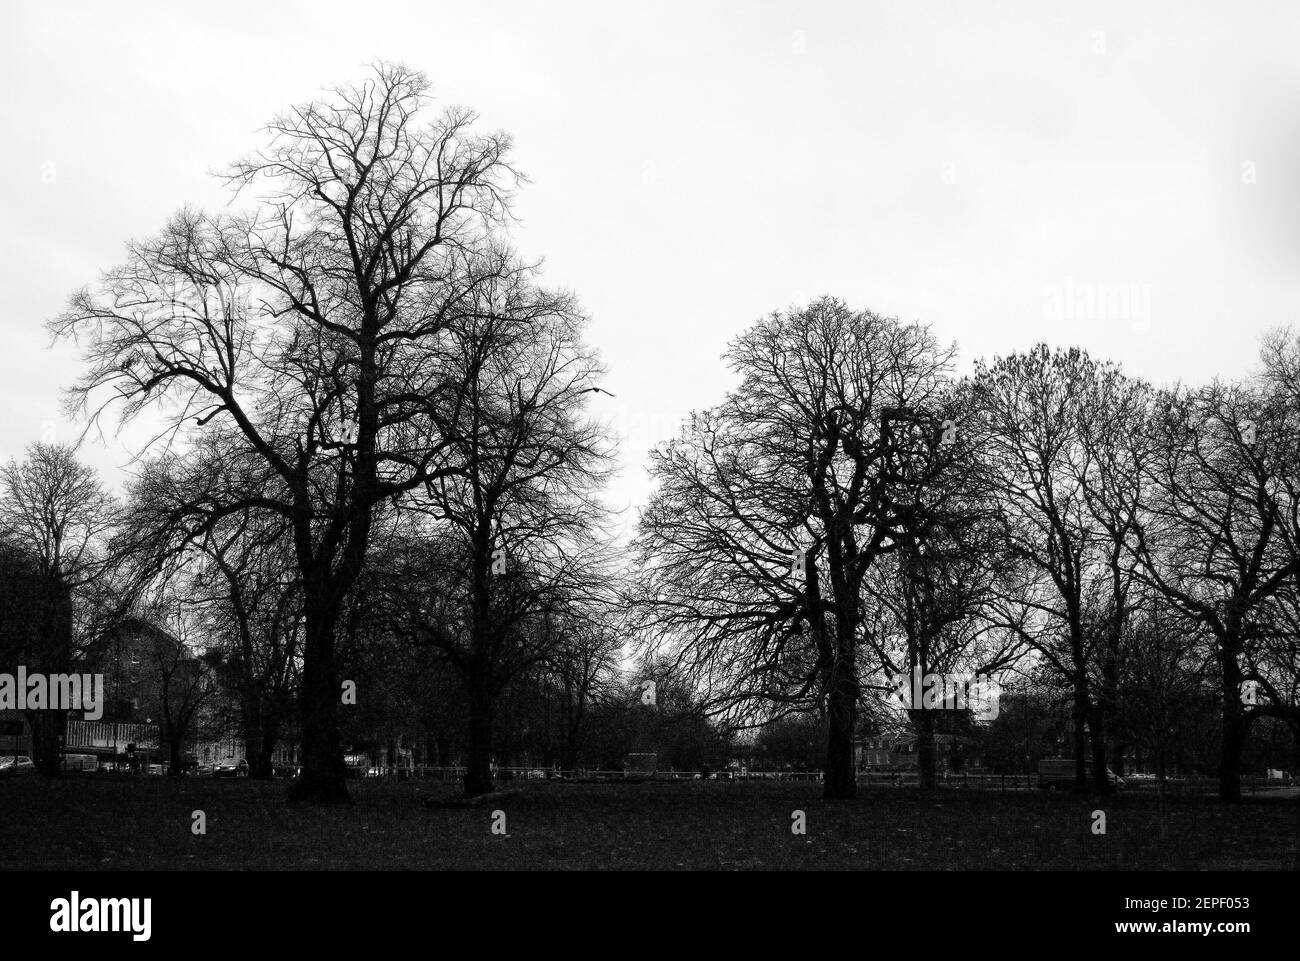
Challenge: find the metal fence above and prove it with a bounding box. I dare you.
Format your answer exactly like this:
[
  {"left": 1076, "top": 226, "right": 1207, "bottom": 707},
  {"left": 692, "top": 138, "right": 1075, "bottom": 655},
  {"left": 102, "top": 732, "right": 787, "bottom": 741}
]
[
  {"left": 395, "top": 768, "right": 1020, "bottom": 786},
  {"left": 373, "top": 766, "right": 824, "bottom": 781},
  {"left": 345, "top": 765, "right": 1288, "bottom": 794},
  {"left": 857, "top": 771, "right": 1037, "bottom": 790}
]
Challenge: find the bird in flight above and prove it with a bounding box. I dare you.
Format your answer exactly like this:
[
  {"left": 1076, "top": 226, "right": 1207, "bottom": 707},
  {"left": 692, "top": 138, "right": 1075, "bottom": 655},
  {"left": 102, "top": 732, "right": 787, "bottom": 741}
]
[{"left": 582, "top": 386, "right": 616, "bottom": 397}]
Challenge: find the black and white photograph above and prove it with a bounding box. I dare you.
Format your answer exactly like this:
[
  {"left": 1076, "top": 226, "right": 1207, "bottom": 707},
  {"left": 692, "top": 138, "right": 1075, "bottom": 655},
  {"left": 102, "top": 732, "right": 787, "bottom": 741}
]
[{"left": 0, "top": 0, "right": 1296, "bottom": 944}]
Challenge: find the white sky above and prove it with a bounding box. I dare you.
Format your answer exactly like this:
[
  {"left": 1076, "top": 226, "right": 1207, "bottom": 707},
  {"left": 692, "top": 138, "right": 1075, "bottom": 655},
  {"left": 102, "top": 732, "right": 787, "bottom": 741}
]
[{"left": 3, "top": 0, "right": 1299, "bottom": 537}]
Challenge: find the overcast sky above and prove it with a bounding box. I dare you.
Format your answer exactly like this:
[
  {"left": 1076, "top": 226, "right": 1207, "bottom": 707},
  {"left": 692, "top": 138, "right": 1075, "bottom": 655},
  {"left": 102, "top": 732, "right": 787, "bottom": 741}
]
[{"left": 3, "top": 0, "right": 1299, "bottom": 532}]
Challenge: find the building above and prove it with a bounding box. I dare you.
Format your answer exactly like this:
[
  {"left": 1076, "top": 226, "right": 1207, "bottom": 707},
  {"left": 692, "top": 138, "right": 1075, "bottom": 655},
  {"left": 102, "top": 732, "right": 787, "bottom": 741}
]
[
  {"left": 855, "top": 733, "right": 983, "bottom": 772},
  {"left": 1, "top": 616, "right": 189, "bottom": 768},
  {"left": 856, "top": 736, "right": 895, "bottom": 770},
  {"left": 190, "top": 737, "right": 296, "bottom": 770},
  {"left": 1, "top": 711, "right": 162, "bottom": 768}
]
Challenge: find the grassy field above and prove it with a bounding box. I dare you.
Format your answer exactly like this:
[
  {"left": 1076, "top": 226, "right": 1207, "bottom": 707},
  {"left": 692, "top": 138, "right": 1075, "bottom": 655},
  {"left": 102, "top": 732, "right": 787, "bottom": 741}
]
[{"left": 1, "top": 775, "right": 1295, "bottom": 870}]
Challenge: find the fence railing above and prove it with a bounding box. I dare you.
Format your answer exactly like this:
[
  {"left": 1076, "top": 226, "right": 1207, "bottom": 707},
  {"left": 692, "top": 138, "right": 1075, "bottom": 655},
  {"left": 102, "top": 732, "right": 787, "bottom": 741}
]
[
  {"left": 371, "top": 766, "right": 826, "bottom": 781},
  {"left": 353, "top": 766, "right": 1288, "bottom": 794},
  {"left": 392, "top": 768, "right": 1016, "bottom": 785}
]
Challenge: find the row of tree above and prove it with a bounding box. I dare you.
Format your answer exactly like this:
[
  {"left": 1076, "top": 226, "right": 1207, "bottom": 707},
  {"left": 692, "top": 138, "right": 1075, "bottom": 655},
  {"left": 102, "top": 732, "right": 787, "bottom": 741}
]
[
  {"left": 26, "top": 62, "right": 1298, "bottom": 802},
  {"left": 0, "top": 439, "right": 730, "bottom": 781},
  {"left": 630, "top": 301, "right": 1300, "bottom": 801}
]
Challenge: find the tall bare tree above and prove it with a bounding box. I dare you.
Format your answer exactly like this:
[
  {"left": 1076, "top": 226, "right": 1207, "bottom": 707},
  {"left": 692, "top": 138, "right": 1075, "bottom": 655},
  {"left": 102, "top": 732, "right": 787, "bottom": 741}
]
[
  {"left": 631, "top": 297, "right": 954, "bottom": 799},
  {"left": 546, "top": 618, "right": 623, "bottom": 772},
  {"left": 861, "top": 435, "right": 1020, "bottom": 790},
  {"left": 1134, "top": 379, "right": 1300, "bottom": 801},
  {"left": 51, "top": 64, "right": 524, "bottom": 801},
  {"left": 970, "top": 346, "right": 1124, "bottom": 792},
  {"left": 363, "top": 264, "right": 613, "bottom": 795}
]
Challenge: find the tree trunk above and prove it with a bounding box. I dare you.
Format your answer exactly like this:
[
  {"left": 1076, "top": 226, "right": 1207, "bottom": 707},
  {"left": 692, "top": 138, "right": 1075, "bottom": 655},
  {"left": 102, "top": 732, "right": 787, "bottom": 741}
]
[
  {"left": 244, "top": 737, "right": 269, "bottom": 779},
  {"left": 1111, "top": 740, "right": 1129, "bottom": 777},
  {"left": 26, "top": 709, "right": 64, "bottom": 776},
  {"left": 559, "top": 727, "right": 580, "bottom": 773},
  {"left": 287, "top": 598, "right": 350, "bottom": 803},
  {"left": 1089, "top": 705, "right": 1111, "bottom": 794},
  {"left": 167, "top": 733, "right": 184, "bottom": 777},
  {"left": 822, "top": 651, "right": 858, "bottom": 800},
  {"left": 238, "top": 667, "right": 274, "bottom": 779},
  {"left": 1102, "top": 559, "right": 1126, "bottom": 781},
  {"left": 28, "top": 577, "right": 73, "bottom": 777},
  {"left": 244, "top": 722, "right": 278, "bottom": 779},
  {"left": 1101, "top": 661, "right": 1123, "bottom": 778},
  {"left": 916, "top": 707, "right": 937, "bottom": 790},
  {"left": 1071, "top": 683, "right": 1090, "bottom": 793},
  {"left": 464, "top": 672, "right": 495, "bottom": 798},
  {"left": 1219, "top": 669, "right": 1245, "bottom": 803}
]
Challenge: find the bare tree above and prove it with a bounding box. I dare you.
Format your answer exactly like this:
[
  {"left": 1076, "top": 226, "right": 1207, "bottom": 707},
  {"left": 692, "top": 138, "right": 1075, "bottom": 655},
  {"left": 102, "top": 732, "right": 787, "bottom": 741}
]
[
  {"left": 631, "top": 298, "right": 954, "bottom": 799},
  {"left": 136, "top": 598, "right": 217, "bottom": 777},
  {"left": 1251, "top": 329, "right": 1300, "bottom": 751},
  {"left": 0, "top": 443, "right": 120, "bottom": 591},
  {"left": 545, "top": 618, "right": 623, "bottom": 772},
  {"left": 50, "top": 64, "right": 523, "bottom": 802},
  {"left": 116, "top": 433, "right": 305, "bottom": 779},
  {"left": 1134, "top": 378, "right": 1300, "bottom": 800},
  {"left": 0, "top": 443, "right": 121, "bottom": 774},
  {"left": 1072, "top": 363, "right": 1154, "bottom": 786},
  {"left": 363, "top": 265, "right": 613, "bottom": 796},
  {"left": 1233, "top": 586, "right": 1300, "bottom": 772},
  {"left": 861, "top": 441, "right": 1021, "bottom": 790},
  {"left": 1115, "top": 598, "right": 1210, "bottom": 835},
  {"left": 970, "top": 346, "right": 1127, "bottom": 792}
]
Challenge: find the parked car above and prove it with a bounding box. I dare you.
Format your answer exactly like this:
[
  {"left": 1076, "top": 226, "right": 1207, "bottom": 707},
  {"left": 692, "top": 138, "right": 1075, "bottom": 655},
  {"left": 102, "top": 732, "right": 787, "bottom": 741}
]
[
  {"left": 0, "top": 755, "right": 36, "bottom": 775},
  {"left": 212, "top": 759, "right": 249, "bottom": 778},
  {"left": 343, "top": 755, "right": 369, "bottom": 779}
]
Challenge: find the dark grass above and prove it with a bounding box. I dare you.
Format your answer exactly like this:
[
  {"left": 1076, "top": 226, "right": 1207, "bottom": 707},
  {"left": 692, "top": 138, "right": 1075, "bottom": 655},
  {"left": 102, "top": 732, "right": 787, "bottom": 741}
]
[{"left": 1, "top": 775, "right": 1295, "bottom": 870}]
